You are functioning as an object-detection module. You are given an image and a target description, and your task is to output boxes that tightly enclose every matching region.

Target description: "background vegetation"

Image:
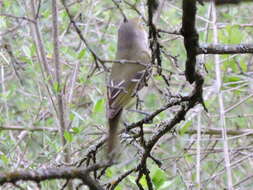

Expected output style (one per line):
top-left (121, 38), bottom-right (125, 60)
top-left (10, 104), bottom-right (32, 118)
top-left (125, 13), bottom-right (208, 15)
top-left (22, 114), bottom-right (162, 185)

top-left (0, 0), bottom-right (253, 189)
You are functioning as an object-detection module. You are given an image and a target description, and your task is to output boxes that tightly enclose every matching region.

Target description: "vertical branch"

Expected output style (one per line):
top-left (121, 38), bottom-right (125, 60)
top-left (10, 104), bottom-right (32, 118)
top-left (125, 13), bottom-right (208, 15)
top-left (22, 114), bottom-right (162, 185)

top-left (0, 56), bottom-right (9, 125)
top-left (27, 0), bottom-right (58, 115)
top-left (196, 114), bottom-right (201, 189)
top-left (181, 0), bottom-right (199, 84)
top-left (211, 2), bottom-right (233, 189)
top-left (147, 0), bottom-right (162, 74)
top-left (52, 1), bottom-right (73, 189)
top-left (52, 0), bottom-right (70, 163)
top-left (196, 5), bottom-right (212, 188)
top-left (30, 0), bottom-right (53, 87)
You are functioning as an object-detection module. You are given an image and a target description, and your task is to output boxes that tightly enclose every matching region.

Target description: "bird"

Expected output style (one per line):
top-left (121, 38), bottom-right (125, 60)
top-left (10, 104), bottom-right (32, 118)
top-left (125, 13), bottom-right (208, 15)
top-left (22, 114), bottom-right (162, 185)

top-left (106, 18), bottom-right (151, 156)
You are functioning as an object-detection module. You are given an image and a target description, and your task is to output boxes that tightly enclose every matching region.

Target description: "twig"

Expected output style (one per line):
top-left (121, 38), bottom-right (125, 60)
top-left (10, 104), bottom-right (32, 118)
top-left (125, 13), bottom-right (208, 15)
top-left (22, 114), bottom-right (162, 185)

top-left (108, 169), bottom-right (135, 189)
top-left (60, 0), bottom-right (102, 65)
top-left (30, 0), bottom-right (54, 87)
top-left (0, 13), bottom-right (35, 23)
top-left (111, 0), bottom-right (127, 21)
top-left (127, 96), bottom-right (188, 131)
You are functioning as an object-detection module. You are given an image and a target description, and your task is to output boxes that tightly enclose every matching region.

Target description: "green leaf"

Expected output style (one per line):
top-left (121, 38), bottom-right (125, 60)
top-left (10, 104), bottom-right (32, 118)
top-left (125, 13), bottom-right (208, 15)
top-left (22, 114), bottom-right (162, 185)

top-left (115, 185), bottom-right (122, 190)
top-left (128, 175), bottom-right (136, 184)
top-left (3, 0), bottom-right (11, 8)
top-left (219, 25), bottom-right (243, 44)
top-left (223, 75), bottom-right (242, 89)
top-left (72, 127), bottom-right (81, 134)
top-left (93, 98), bottom-right (105, 114)
top-left (64, 131), bottom-right (73, 142)
top-left (53, 82), bottom-right (60, 93)
top-left (151, 165), bottom-right (168, 189)
top-left (69, 112), bottom-right (75, 121)
top-left (158, 180), bottom-right (175, 190)
top-left (140, 175), bottom-right (148, 188)
top-left (106, 168), bottom-right (113, 178)
top-left (179, 121), bottom-right (192, 135)
top-left (0, 154), bottom-right (9, 165)
top-left (184, 153), bottom-right (193, 163)
top-left (46, 118), bottom-right (54, 125)
top-left (127, 174), bottom-right (147, 188)
top-left (154, 75), bottom-right (163, 81)
top-left (42, 9), bottom-right (51, 18)
top-left (78, 49), bottom-right (86, 59)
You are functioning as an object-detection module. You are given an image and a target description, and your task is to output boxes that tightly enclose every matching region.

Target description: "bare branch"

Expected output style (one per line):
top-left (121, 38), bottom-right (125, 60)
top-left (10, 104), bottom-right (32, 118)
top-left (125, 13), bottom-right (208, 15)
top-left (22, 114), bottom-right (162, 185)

top-left (202, 0), bottom-right (253, 5)
top-left (181, 0), bottom-right (199, 84)
top-left (0, 13), bottom-right (35, 23)
top-left (198, 43), bottom-right (253, 54)
top-left (0, 164), bottom-right (109, 190)
top-left (52, 0), bottom-right (70, 164)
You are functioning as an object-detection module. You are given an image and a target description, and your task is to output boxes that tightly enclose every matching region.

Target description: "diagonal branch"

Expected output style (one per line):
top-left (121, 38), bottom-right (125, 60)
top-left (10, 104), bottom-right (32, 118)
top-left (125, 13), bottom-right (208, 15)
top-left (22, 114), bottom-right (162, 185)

top-left (60, 0), bottom-right (102, 64)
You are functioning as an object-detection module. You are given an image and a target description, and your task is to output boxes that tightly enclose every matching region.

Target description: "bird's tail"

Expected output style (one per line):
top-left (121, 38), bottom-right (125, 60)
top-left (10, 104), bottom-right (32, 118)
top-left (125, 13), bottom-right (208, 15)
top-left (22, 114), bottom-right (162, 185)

top-left (107, 109), bottom-right (122, 156)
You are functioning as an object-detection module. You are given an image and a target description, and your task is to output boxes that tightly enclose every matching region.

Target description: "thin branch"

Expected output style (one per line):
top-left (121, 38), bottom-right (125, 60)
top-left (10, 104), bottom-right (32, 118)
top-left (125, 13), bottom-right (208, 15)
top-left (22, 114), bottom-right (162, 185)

top-left (0, 13), bottom-right (35, 23)
top-left (233, 174), bottom-right (253, 188)
top-left (2, 39), bottom-right (24, 85)
top-left (196, 114), bottom-right (201, 189)
top-left (52, 0), bottom-right (70, 164)
top-left (60, 0), bottom-right (102, 64)
top-left (108, 169), bottom-right (135, 189)
top-left (123, 0), bottom-right (147, 23)
top-left (211, 2), bottom-right (233, 189)
top-left (198, 43), bottom-right (253, 54)
top-left (26, 0), bottom-right (58, 128)
top-left (30, 0), bottom-right (54, 87)
top-left (202, 0), bottom-right (253, 4)
top-left (0, 126), bottom-right (57, 132)
top-left (127, 96), bottom-right (188, 131)
top-left (186, 128), bottom-right (253, 136)
top-left (111, 0), bottom-right (127, 21)
top-left (2, 125), bottom-right (253, 137)
top-left (225, 93), bottom-right (253, 113)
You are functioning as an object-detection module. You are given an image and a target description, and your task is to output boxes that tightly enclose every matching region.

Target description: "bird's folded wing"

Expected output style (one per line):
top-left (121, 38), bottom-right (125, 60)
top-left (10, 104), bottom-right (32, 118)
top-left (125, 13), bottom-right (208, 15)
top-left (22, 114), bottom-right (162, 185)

top-left (106, 65), bottom-right (151, 119)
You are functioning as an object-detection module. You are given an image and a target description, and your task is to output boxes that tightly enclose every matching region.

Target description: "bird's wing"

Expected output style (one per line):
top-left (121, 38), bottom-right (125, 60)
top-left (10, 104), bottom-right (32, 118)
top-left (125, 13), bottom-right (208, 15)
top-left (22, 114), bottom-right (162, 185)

top-left (107, 66), bottom-right (151, 119)
top-left (107, 78), bottom-right (134, 119)
top-left (107, 50), bottom-right (151, 119)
